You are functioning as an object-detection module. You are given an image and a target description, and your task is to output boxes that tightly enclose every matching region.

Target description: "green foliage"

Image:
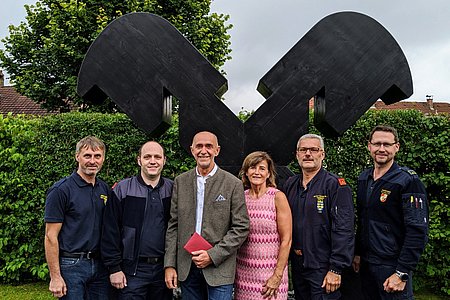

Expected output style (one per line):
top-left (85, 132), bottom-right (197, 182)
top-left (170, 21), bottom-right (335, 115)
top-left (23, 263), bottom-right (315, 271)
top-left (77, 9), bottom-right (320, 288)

top-left (0, 110), bottom-right (449, 296)
top-left (0, 0), bottom-right (231, 112)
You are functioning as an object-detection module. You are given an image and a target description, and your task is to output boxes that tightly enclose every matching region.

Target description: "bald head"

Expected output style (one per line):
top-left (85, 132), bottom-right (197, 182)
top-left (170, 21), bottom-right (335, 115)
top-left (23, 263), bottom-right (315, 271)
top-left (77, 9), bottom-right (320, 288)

top-left (190, 131), bottom-right (220, 176)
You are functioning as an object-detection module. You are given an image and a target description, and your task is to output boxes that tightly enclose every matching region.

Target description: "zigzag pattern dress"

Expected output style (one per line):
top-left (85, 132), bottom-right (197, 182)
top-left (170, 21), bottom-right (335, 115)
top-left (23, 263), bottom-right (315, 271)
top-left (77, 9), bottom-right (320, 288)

top-left (234, 187), bottom-right (288, 299)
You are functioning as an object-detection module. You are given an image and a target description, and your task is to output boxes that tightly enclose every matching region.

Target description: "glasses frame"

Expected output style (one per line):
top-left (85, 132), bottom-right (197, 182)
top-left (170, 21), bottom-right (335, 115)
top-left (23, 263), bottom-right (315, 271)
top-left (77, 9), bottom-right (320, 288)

top-left (369, 141), bottom-right (398, 148)
top-left (296, 147), bottom-right (323, 154)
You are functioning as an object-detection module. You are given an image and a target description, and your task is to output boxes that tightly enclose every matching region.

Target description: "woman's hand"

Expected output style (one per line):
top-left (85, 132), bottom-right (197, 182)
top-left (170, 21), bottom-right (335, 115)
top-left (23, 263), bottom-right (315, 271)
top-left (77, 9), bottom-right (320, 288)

top-left (261, 273), bottom-right (282, 298)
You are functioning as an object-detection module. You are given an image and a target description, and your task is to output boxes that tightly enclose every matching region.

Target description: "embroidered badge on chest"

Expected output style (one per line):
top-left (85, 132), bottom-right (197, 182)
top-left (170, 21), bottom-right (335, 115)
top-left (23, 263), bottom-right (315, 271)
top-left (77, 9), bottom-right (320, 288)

top-left (314, 195), bottom-right (327, 213)
top-left (100, 194), bottom-right (108, 205)
top-left (380, 189), bottom-right (391, 203)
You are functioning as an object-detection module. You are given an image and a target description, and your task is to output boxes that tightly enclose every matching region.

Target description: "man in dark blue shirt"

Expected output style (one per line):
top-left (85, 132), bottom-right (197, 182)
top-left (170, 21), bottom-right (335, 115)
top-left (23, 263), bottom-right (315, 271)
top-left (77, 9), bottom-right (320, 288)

top-left (283, 133), bottom-right (354, 299)
top-left (353, 125), bottom-right (428, 299)
top-left (44, 136), bottom-right (110, 299)
top-left (102, 141), bottom-right (173, 299)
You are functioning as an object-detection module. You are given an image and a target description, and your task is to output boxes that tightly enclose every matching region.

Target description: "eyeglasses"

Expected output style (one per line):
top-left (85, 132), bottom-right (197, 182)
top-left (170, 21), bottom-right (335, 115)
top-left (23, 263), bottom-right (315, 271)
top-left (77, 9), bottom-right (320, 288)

top-left (369, 142), bottom-right (397, 148)
top-left (297, 147), bottom-right (322, 154)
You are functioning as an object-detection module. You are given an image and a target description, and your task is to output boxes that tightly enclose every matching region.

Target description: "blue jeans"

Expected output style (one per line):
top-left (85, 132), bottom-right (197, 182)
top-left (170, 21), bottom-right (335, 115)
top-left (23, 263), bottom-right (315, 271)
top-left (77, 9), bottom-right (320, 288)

top-left (60, 257), bottom-right (110, 300)
top-left (118, 262), bottom-right (172, 300)
top-left (181, 264), bottom-right (233, 300)
top-left (360, 261), bottom-right (413, 300)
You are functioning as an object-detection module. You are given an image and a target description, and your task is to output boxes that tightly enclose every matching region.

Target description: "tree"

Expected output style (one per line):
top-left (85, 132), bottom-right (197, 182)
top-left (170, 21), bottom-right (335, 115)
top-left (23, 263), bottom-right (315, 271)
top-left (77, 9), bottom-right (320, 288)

top-left (0, 0), bottom-right (232, 112)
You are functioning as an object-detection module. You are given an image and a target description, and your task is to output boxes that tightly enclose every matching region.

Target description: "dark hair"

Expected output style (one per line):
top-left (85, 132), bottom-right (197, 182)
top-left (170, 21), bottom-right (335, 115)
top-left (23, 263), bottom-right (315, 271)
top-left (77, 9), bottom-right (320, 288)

top-left (239, 151), bottom-right (277, 189)
top-left (369, 125), bottom-right (399, 143)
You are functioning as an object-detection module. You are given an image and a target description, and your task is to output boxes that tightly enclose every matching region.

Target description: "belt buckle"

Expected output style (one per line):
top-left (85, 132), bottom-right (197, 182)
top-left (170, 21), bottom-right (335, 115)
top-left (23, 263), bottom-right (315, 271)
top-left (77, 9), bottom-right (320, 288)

top-left (86, 252), bottom-right (92, 259)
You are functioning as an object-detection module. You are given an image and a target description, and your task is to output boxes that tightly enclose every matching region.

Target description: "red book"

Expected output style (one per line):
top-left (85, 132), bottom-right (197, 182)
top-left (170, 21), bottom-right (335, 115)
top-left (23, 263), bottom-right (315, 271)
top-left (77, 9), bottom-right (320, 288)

top-left (183, 232), bottom-right (213, 253)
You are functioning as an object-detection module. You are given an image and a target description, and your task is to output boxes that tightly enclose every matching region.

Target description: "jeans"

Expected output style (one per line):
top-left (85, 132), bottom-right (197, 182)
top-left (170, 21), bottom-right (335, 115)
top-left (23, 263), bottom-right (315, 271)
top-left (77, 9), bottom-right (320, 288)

top-left (181, 264), bottom-right (233, 300)
top-left (118, 262), bottom-right (172, 300)
top-left (291, 254), bottom-right (341, 300)
top-left (60, 257), bottom-right (110, 300)
top-left (360, 261), bottom-right (413, 300)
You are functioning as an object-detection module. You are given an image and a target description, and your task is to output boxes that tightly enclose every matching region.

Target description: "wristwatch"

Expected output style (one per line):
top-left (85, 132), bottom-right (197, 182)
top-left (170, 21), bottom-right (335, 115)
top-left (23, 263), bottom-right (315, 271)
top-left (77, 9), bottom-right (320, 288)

top-left (395, 270), bottom-right (409, 281)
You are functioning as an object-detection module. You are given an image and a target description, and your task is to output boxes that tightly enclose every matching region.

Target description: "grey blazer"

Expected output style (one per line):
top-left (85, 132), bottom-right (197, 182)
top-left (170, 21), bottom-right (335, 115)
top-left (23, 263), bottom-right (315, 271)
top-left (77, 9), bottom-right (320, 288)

top-left (164, 167), bottom-right (249, 286)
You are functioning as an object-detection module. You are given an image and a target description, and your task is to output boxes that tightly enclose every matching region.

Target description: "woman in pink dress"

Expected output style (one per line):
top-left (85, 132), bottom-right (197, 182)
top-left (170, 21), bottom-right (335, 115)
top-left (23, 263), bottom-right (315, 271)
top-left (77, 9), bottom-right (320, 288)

top-left (235, 151), bottom-right (292, 299)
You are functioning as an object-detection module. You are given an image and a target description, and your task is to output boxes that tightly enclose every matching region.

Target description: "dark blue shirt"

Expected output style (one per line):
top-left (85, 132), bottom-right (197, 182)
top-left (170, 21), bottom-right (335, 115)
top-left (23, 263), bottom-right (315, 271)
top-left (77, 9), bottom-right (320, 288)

top-left (356, 162), bottom-right (429, 272)
top-left (283, 168), bottom-right (355, 272)
top-left (44, 172), bottom-right (109, 253)
top-left (139, 180), bottom-right (166, 257)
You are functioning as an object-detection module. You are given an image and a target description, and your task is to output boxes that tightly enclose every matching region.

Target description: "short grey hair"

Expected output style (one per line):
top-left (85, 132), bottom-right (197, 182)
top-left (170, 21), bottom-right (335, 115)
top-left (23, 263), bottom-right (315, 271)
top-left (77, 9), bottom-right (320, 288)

top-left (297, 134), bottom-right (325, 149)
top-left (76, 136), bottom-right (106, 154)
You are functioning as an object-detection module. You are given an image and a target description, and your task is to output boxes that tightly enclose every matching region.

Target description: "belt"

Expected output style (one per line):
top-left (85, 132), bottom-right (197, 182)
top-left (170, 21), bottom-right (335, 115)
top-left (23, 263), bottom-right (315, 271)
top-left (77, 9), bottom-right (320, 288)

top-left (139, 257), bottom-right (163, 264)
top-left (294, 249), bottom-right (303, 256)
top-left (60, 251), bottom-right (99, 260)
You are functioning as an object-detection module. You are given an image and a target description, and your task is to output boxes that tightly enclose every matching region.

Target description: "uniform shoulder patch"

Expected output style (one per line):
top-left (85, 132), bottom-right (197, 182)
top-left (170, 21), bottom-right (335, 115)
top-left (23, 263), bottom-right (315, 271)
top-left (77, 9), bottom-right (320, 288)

top-left (338, 178), bottom-right (347, 186)
top-left (407, 169), bottom-right (417, 175)
top-left (400, 167), bottom-right (417, 176)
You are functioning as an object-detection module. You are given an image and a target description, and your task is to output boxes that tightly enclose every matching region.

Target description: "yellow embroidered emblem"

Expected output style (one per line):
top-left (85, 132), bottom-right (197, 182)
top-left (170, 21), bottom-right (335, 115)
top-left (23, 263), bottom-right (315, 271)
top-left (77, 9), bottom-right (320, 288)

top-left (314, 195), bottom-right (327, 213)
top-left (100, 194), bottom-right (108, 204)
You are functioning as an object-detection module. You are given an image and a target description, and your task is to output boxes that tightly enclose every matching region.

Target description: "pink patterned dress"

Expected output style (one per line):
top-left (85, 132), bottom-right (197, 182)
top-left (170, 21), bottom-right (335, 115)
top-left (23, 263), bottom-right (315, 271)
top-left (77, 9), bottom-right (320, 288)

top-left (234, 187), bottom-right (288, 300)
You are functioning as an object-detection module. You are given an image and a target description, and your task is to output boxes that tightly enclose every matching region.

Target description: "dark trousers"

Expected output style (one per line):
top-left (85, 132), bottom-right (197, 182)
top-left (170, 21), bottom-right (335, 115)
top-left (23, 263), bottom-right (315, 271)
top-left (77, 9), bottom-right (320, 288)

top-left (118, 262), bottom-right (172, 300)
top-left (291, 254), bottom-right (341, 300)
top-left (60, 257), bottom-right (110, 300)
top-left (360, 261), bottom-right (413, 300)
top-left (180, 263), bottom-right (233, 300)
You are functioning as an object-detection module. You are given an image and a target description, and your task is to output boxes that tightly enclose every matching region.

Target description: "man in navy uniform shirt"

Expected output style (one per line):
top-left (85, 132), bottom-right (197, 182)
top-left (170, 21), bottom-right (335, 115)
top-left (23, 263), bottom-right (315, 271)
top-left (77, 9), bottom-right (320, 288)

top-left (44, 136), bottom-right (110, 299)
top-left (353, 125), bottom-right (428, 299)
top-left (101, 141), bottom-right (173, 299)
top-left (283, 133), bottom-right (354, 299)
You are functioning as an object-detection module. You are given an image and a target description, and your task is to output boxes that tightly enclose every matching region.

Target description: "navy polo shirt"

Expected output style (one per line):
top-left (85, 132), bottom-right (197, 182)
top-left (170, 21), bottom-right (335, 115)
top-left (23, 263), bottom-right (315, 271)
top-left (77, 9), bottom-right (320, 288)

top-left (44, 172), bottom-right (109, 253)
top-left (139, 178), bottom-right (165, 257)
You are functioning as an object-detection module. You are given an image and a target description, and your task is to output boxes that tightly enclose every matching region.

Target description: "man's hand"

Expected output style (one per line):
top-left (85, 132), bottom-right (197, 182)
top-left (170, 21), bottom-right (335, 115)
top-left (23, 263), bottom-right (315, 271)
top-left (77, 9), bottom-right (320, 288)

top-left (191, 250), bottom-right (212, 269)
top-left (110, 271), bottom-right (127, 289)
top-left (383, 273), bottom-right (406, 293)
top-left (352, 255), bottom-right (361, 273)
top-left (321, 271), bottom-right (341, 294)
top-left (49, 275), bottom-right (67, 298)
top-left (165, 267), bottom-right (178, 289)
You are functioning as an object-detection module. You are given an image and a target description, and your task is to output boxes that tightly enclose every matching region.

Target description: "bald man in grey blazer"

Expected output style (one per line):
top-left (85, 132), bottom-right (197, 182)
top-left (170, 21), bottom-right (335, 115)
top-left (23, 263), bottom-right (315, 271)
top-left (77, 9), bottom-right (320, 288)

top-left (164, 131), bottom-right (249, 300)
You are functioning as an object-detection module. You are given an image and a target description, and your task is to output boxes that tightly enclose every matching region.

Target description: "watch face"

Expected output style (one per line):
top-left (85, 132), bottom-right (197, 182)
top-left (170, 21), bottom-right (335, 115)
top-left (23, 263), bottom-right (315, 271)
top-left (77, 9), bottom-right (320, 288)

top-left (396, 271), bottom-right (409, 281)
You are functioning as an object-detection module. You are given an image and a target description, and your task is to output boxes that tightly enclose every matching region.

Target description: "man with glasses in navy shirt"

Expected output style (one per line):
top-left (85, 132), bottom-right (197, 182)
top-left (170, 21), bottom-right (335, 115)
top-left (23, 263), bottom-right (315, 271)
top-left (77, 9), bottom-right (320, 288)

top-left (353, 125), bottom-right (428, 300)
top-left (44, 136), bottom-right (110, 299)
top-left (283, 133), bottom-right (355, 299)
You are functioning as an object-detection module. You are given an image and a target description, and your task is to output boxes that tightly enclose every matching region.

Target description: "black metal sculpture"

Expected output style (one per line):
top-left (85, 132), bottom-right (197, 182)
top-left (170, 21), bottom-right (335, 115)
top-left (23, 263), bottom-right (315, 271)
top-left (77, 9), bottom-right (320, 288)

top-left (77, 11), bottom-right (412, 177)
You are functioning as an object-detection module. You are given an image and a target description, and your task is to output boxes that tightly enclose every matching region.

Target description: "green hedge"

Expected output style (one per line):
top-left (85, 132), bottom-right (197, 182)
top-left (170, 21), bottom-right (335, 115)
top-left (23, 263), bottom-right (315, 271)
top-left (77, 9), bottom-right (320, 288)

top-left (0, 110), bottom-right (449, 295)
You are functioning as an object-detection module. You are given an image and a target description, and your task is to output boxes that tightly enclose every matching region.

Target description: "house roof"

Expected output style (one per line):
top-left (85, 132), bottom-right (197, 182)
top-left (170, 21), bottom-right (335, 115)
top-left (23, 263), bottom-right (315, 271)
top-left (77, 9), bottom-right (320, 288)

top-left (372, 100), bottom-right (450, 115)
top-left (0, 85), bottom-right (54, 116)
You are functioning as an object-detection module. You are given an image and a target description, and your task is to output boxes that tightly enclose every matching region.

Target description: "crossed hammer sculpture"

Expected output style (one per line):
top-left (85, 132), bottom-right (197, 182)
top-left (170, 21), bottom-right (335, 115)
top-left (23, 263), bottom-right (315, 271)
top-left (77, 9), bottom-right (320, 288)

top-left (77, 11), bottom-right (412, 177)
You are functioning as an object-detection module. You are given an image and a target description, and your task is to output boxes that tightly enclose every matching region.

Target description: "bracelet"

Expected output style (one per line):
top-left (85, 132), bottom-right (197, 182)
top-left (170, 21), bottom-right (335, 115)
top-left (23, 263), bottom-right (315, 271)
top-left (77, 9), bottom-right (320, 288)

top-left (329, 269), bottom-right (341, 275)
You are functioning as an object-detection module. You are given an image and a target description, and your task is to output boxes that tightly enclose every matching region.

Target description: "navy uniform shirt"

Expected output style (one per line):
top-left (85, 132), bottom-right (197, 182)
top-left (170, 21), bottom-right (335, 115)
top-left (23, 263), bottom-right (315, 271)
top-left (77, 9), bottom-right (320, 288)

top-left (283, 168), bottom-right (355, 272)
top-left (356, 162), bottom-right (429, 273)
top-left (44, 172), bottom-right (109, 253)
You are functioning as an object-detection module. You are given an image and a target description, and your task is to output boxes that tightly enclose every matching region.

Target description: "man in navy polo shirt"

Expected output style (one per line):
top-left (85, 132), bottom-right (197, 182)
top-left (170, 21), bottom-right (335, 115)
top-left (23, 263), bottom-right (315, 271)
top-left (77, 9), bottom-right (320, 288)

top-left (44, 136), bottom-right (110, 299)
top-left (283, 133), bottom-right (355, 299)
top-left (102, 141), bottom-right (173, 299)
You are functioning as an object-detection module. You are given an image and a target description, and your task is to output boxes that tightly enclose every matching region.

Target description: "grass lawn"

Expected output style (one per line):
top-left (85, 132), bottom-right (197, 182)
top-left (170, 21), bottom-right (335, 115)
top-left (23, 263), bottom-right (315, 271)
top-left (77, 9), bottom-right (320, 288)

top-left (0, 282), bottom-right (52, 300)
top-left (0, 282), bottom-right (449, 299)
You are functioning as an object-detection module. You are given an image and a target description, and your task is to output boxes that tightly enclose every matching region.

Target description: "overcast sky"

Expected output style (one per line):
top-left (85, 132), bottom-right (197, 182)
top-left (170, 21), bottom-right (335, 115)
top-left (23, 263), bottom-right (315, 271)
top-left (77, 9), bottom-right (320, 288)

top-left (2, 0), bottom-right (450, 113)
